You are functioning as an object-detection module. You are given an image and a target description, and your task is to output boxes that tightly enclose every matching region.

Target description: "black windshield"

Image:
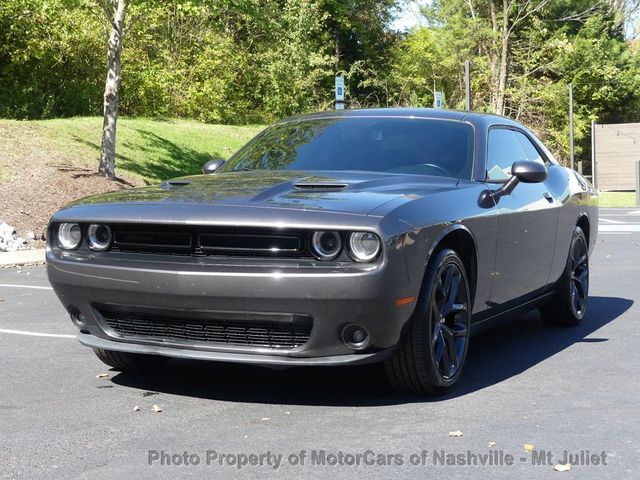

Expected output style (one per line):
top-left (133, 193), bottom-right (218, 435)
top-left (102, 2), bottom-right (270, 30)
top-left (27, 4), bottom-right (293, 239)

top-left (221, 117), bottom-right (474, 179)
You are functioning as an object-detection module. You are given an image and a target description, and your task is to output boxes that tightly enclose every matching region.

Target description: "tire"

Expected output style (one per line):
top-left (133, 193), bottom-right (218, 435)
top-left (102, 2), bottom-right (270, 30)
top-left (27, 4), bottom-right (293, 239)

top-left (384, 248), bottom-right (472, 395)
top-left (93, 348), bottom-right (169, 372)
top-left (540, 226), bottom-right (589, 327)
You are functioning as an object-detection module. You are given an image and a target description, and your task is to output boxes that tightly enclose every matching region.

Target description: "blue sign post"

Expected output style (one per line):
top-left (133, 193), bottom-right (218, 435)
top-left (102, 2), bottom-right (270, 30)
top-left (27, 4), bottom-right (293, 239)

top-left (335, 76), bottom-right (345, 110)
top-left (434, 91), bottom-right (443, 109)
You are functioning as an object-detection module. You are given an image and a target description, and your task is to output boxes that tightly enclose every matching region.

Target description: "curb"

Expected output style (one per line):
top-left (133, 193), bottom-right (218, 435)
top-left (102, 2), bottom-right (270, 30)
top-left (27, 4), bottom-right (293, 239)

top-left (0, 249), bottom-right (46, 267)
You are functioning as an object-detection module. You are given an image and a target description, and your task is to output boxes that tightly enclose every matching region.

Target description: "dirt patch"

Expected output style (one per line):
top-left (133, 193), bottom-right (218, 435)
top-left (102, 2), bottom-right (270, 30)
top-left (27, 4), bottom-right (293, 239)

top-left (0, 122), bottom-right (144, 248)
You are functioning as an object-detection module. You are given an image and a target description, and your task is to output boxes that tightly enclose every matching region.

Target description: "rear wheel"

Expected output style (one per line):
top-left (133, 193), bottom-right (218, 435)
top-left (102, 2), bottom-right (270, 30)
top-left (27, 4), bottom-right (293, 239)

top-left (540, 226), bottom-right (589, 326)
top-left (384, 248), bottom-right (471, 395)
top-left (93, 348), bottom-right (169, 372)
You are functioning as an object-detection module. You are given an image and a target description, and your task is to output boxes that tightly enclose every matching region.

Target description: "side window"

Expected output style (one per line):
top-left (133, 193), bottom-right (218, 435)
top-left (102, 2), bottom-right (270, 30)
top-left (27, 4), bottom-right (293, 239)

top-left (486, 129), bottom-right (529, 181)
top-left (514, 131), bottom-right (544, 163)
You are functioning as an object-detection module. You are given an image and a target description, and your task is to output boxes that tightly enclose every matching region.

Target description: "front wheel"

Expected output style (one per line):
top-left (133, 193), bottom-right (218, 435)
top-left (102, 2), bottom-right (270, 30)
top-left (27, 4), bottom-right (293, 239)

top-left (93, 348), bottom-right (169, 372)
top-left (540, 226), bottom-right (589, 326)
top-left (384, 248), bottom-right (471, 395)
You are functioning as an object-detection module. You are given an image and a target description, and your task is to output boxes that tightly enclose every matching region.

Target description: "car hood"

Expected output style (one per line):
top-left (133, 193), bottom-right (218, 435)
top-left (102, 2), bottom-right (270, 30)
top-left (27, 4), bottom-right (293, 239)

top-left (64, 170), bottom-right (459, 217)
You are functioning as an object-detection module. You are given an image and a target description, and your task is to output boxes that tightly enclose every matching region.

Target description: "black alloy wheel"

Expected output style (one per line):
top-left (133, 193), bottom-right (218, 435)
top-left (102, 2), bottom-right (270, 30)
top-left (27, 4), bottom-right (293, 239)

top-left (540, 225), bottom-right (589, 326)
top-left (569, 233), bottom-right (589, 317)
top-left (430, 261), bottom-right (470, 380)
top-left (385, 248), bottom-right (471, 395)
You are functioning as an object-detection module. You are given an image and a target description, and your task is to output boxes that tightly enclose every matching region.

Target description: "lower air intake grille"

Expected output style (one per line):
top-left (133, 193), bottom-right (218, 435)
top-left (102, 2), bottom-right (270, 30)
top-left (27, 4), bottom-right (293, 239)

top-left (97, 308), bottom-right (312, 349)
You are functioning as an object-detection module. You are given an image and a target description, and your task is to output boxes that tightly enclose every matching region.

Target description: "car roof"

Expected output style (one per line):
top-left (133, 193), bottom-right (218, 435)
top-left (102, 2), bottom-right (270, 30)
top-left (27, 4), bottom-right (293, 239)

top-left (277, 107), bottom-right (522, 128)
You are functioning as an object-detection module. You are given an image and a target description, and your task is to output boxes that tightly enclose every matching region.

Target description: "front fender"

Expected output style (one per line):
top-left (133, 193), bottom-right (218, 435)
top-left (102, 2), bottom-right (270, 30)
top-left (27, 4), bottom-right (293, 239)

top-left (384, 183), bottom-right (498, 317)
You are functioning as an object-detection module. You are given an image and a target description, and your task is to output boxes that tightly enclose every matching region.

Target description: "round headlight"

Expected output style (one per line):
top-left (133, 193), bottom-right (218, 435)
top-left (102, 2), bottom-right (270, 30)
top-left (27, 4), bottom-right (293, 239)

top-left (348, 232), bottom-right (381, 262)
top-left (87, 224), bottom-right (112, 251)
top-left (310, 231), bottom-right (342, 260)
top-left (57, 223), bottom-right (82, 250)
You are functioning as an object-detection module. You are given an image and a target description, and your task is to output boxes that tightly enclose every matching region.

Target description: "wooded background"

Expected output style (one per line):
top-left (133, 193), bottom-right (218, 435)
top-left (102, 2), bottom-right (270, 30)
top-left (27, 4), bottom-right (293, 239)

top-left (1, 0), bottom-right (639, 169)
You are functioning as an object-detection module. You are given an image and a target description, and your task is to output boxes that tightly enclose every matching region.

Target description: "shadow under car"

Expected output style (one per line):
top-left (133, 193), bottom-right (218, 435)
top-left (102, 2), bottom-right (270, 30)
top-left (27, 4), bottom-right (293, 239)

top-left (109, 295), bottom-right (633, 406)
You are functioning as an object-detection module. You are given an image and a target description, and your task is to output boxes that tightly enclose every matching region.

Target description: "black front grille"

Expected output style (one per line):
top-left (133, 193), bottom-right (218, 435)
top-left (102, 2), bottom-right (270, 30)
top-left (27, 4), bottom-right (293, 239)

top-left (113, 231), bottom-right (192, 251)
top-left (199, 233), bottom-right (301, 253)
top-left (110, 225), bottom-right (311, 258)
top-left (97, 308), bottom-right (313, 349)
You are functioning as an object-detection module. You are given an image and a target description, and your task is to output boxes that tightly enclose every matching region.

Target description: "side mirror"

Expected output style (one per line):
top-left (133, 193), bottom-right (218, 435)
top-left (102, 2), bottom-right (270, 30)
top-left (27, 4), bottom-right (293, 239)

top-left (487, 160), bottom-right (548, 200)
top-left (202, 158), bottom-right (225, 174)
top-left (512, 160), bottom-right (547, 183)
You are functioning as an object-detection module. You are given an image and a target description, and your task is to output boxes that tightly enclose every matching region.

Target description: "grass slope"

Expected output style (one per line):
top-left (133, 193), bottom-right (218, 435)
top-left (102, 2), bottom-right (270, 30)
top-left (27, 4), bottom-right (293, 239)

top-left (0, 117), bottom-right (263, 184)
top-left (0, 117), bottom-right (263, 242)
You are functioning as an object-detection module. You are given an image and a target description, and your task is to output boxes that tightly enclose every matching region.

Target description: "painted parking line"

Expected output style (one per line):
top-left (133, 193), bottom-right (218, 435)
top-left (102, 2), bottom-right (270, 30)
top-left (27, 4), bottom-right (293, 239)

top-left (601, 211), bottom-right (640, 216)
top-left (601, 213), bottom-right (640, 216)
top-left (598, 225), bottom-right (640, 232)
top-left (599, 217), bottom-right (640, 223)
top-left (0, 284), bottom-right (53, 290)
top-left (0, 328), bottom-right (75, 339)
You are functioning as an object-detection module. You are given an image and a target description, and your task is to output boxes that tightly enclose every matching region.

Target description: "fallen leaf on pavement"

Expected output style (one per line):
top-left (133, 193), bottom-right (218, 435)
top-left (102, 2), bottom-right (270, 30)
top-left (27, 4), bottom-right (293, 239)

top-left (133, 405), bottom-right (140, 412)
top-left (96, 374), bottom-right (109, 379)
top-left (488, 442), bottom-right (496, 448)
top-left (553, 463), bottom-right (571, 472)
top-left (524, 444), bottom-right (535, 452)
top-left (448, 431), bottom-right (463, 437)
top-left (152, 405), bottom-right (163, 413)
top-left (261, 417), bottom-right (271, 421)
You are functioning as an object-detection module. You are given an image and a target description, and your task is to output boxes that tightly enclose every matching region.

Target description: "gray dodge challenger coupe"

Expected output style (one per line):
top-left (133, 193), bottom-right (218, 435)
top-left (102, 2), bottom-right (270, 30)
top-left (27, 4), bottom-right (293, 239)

top-left (46, 108), bottom-right (598, 395)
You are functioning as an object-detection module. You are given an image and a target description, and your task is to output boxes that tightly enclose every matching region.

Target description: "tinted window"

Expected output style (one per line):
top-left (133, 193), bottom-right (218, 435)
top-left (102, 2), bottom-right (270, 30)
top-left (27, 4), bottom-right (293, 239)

top-left (221, 117), bottom-right (474, 179)
top-left (515, 131), bottom-right (544, 163)
top-left (486, 129), bottom-right (529, 181)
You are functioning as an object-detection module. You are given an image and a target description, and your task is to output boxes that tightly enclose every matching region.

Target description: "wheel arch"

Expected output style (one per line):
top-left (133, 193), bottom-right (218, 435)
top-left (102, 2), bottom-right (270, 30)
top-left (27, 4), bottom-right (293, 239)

top-left (576, 213), bottom-right (590, 245)
top-left (427, 225), bottom-right (478, 309)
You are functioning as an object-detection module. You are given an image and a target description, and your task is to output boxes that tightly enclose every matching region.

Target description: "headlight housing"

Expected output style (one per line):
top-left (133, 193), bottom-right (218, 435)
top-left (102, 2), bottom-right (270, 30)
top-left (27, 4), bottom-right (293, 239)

top-left (348, 232), bottom-right (381, 262)
top-left (310, 231), bottom-right (342, 260)
top-left (86, 224), bottom-right (112, 251)
top-left (57, 223), bottom-right (82, 250)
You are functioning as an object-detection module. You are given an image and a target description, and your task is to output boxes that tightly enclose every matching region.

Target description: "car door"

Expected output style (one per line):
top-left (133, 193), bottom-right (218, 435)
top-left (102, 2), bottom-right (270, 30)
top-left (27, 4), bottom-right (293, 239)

top-left (486, 127), bottom-right (559, 308)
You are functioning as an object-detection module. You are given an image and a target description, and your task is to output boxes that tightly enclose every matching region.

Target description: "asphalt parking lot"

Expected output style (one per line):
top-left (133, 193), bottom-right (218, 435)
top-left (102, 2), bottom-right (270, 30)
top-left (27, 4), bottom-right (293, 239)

top-left (1, 208), bottom-right (639, 480)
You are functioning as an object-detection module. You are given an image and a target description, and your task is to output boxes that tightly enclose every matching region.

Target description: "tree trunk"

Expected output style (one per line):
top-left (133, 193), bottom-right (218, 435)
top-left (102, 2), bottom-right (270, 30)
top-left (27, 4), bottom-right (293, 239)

top-left (98, 0), bottom-right (127, 179)
top-left (487, 0), bottom-right (510, 116)
top-left (488, 0), bottom-right (500, 113)
top-left (495, 0), bottom-right (510, 116)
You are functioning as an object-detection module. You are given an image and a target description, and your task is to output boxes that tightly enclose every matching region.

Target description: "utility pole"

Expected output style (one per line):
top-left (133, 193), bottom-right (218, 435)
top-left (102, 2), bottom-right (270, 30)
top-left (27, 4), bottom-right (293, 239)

top-left (591, 119), bottom-right (596, 187)
top-left (569, 83), bottom-right (575, 170)
top-left (636, 160), bottom-right (640, 207)
top-left (464, 60), bottom-right (472, 111)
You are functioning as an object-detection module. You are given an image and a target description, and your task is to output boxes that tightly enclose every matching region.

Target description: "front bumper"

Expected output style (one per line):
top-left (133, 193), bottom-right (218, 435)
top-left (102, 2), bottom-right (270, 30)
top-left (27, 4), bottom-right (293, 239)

top-left (76, 332), bottom-right (394, 366)
top-left (47, 248), bottom-right (420, 366)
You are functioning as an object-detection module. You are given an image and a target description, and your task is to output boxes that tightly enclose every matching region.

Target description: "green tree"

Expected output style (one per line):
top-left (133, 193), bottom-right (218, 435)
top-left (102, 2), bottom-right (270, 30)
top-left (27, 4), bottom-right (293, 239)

top-left (388, 0), bottom-right (640, 166)
top-left (0, 0), bottom-right (104, 118)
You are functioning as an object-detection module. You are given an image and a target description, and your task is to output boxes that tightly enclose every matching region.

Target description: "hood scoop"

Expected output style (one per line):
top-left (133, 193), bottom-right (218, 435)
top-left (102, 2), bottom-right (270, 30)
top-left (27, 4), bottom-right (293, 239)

top-left (161, 180), bottom-right (192, 189)
top-left (293, 182), bottom-right (348, 192)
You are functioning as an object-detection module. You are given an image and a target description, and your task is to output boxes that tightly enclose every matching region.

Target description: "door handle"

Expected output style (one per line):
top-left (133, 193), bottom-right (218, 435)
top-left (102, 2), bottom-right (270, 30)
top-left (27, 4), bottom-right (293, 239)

top-left (543, 192), bottom-right (553, 202)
